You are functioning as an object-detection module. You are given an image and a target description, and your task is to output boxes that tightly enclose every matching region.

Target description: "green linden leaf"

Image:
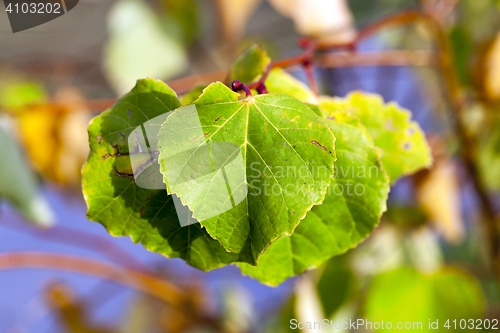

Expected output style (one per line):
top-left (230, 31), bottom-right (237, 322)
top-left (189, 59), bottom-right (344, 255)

top-left (320, 92), bottom-right (433, 183)
top-left (228, 44), bottom-right (271, 85)
top-left (238, 112), bottom-right (390, 285)
top-left (157, 82), bottom-right (336, 264)
top-left (82, 79), bottom-right (240, 271)
top-left (365, 267), bottom-right (484, 331)
top-left (265, 68), bottom-right (318, 105)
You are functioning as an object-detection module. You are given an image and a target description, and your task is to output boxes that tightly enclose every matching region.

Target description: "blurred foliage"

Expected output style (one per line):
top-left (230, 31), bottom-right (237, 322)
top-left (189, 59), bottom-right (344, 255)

top-left (0, 81), bottom-right (47, 108)
top-left (456, 0), bottom-right (500, 44)
top-left (385, 206), bottom-right (427, 229)
top-left (476, 115), bottom-right (500, 191)
top-left (449, 26), bottom-right (472, 86)
top-left (365, 267), bottom-right (485, 332)
top-left (348, 0), bottom-right (419, 24)
top-left (268, 232), bottom-right (487, 332)
top-left (0, 118), bottom-right (54, 227)
top-left (160, 0), bottom-right (199, 44)
top-left (448, 0), bottom-right (500, 99)
top-left (45, 283), bottom-right (115, 333)
top-left (316, 257), bottom-right (356, 319)
top-left (228, 44), bottom-right (271, 85)
top-left (104, 0), bottom-right (188, 95)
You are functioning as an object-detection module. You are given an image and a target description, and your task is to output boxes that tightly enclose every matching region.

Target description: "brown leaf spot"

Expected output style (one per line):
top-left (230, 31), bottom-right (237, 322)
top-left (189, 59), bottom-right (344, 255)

top-left (311, 140), bottom-right (327, 151)
top-left (103, 149), bottom-right (130, 160)
top-left (113, 166), bottom-right (134, 179)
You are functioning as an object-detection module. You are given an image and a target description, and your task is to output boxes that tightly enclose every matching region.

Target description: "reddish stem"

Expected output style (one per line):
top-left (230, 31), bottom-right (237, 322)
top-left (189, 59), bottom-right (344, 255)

top-left (303, 58), bottom-right (319, 95)
top-left (231, 80), bottom-right (252, 97)
top-left (256, 82), bottom-right (269, 94)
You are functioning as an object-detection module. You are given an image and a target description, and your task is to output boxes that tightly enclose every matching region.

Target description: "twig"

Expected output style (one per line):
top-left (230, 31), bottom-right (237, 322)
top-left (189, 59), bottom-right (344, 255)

top-left (303, 61), bottom-right (319, 95)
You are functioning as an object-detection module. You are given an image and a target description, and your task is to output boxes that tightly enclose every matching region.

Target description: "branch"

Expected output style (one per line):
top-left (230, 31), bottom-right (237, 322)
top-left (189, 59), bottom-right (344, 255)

top-left (352, 10), bottom-right (423, 47)
top-left (315, 50), bottom-right (439, 68)
top-left (0, 252), bottom-right (185, 306)
top-left (421, 12), bottom-right (500, 280)
top-left (1, 219), bottom-right (153, 274)
top-left (1, 10), bottom-right (441, 113)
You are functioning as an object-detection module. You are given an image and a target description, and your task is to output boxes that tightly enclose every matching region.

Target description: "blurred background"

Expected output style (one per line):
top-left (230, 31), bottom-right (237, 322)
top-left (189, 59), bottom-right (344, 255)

top-left (1, 0), bottom-right (500, 332)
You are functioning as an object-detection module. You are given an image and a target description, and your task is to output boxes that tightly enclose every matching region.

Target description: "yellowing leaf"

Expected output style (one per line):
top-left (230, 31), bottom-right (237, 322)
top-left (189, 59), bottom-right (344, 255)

top-left (265, 68), bottom-right (318, 104)
top-left (320, 92), bottom-right (433, 183)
